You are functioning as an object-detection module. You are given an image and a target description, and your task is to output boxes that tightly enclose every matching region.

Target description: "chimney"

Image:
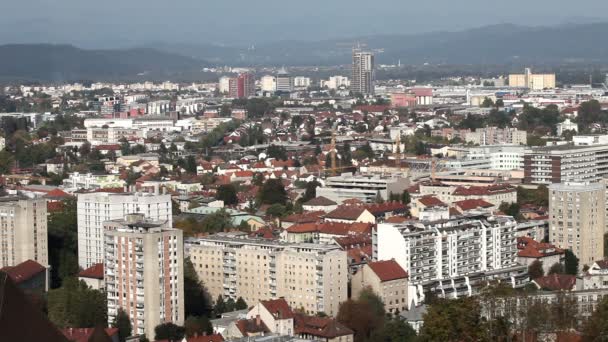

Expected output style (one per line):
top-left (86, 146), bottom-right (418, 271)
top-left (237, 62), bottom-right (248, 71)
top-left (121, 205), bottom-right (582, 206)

top-left (256, 314), bottom-right (261, 326)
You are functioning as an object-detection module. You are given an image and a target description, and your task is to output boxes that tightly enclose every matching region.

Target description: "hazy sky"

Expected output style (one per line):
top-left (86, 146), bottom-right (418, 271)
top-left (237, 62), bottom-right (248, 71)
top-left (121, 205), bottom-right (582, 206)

top-left (2, 0), bottom-right (608, 48)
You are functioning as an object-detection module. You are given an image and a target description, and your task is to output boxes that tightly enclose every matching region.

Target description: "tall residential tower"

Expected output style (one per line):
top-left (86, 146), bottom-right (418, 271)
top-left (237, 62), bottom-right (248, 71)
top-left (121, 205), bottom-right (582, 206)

top-left (351, 50), bottom-right (375, 95)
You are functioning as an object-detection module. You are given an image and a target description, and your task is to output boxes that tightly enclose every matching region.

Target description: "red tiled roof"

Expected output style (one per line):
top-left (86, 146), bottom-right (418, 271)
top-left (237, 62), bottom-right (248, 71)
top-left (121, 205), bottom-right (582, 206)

top-left (384, 216), bottom-right (409, 224)
top-left (364, 201), bottom-right (408, 215)
top-left (286, 222), bottom-right (318, 233)
top-left (187, 334), bottom-right (224, 342)
top-left (325, 206), bottom-right (368, 220)
top-left (62, 328), bottom-right (118, 342)
top-left (411, 87), bottom-right (433, 97)
top-left (417, 196), bottom-right (446, 207)
top-left (452, 184), bottom-right (515, 196)
top-left (347, 245), bottom-right (373, 264)
top-left (282, 211), bottom-right (325, 224)
top-left (45, 188), bottom-right (71, 198)
top-left (94, 144), bottom-right (121, 151)
top-left (261, 298), bottom-right (295, 319)
top-left (517, 237), bottom-right (564, 258)
top-left (454, 199), bottom-right (494, 211)
top-left (235, 318), bottom-right (269, 335)
top-left (304, 196), bottom-right (337, 206)
top-left (367, 260), bottom-right (408, 282)
top-left (78, 263), bottom-right (104, 280)
top-left (319, 222), bottom-right (372, 236)
top-left (534, 274), bottom-right (576, 291)
top-left (0, 260), bottom-right (46, 284)
top-left (294, 313), bottom-right (353, 339)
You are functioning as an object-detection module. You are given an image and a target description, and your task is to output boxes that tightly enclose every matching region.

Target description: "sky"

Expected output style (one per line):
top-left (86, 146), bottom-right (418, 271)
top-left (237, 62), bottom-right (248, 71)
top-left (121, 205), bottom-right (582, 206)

top-left (2, 0), bottom-right (608, 48)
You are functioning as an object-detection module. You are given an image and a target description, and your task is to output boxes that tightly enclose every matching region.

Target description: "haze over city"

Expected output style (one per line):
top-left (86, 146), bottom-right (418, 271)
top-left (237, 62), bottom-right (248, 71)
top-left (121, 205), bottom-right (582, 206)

top-left (3, 0), bottom-right (608, 46)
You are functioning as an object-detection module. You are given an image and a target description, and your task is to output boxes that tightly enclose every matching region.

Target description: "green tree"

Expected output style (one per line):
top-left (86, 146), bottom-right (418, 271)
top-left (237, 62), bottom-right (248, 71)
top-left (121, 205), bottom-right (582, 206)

top-left (185, 155), bottom-right (197, 174)
top-left (47, 278), bottom-right (107, 328)
top-left (499, 202), bottom-right (520, 218)
top-left (112, 308), bottom-right (132, 342)
top-left (214, 295), bottom-right (227, 316)
top-left (548, 262), bottom-right (565, 275)
top-left (235, 297), bottom-right (248, 310)
top-left (0, 150), bottom-right (15, 173)
top-left (154, 322), bottom-right (185, 341)
top-left (258, 179), bottom-right (288, 205)
top-left (216, 184), bottom-right (238, 205)
top-left (528, 260), bottom-right (544, 280)
top-left (184, 258), bottom-right (212, 317)
top-left (266, 203), bottom-right (287, 218)
top-left (184, 316), bottom-right (213, 338)
top-left (337, 288), bottom-right (386, 342)
top-left (565, 250), bottom-right (579, 275)
top-left (418, 297), bottom-right (485, 342)
top-left (582, 296), bottom-right (608, 341)
top-left (401, 190), bottom-right (411, 205)
top-left (371, 317), bottom-right (417, 342)
top-left (301, 179), bottom-right (321, 203)
top-left (47, 198), bottom-right (78, 288)
top-left (267, 145), bottom-right (288, 161)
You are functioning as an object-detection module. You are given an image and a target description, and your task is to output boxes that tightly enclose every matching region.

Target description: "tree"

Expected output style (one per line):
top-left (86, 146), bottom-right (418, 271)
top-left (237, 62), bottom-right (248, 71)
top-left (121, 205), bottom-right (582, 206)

top-left (214, 295), bottom-right (227, 316)
top-left (267, 145), bottom-right (288, 161)
top-left (301, 179), bottom-right (321, 203)
top-left (337, 288), bottom-right (386, 342)
top-left (235, 297), bottom-right (248, 310)
top-left (266, 203), bottom-right (287, 218)
top-left (528, 260), bottom-right (544, 280)
top-left (565, 250), bottom-right (579, 275)
top-left (582, 296), bottom-right (608, 340)
top-left (0, 150), bottom-right (15, 174)
top-left (79, 142), bottom-right (91, 158)
top-left (258, 179), bottom-right (288, 205)
top-left (418, 297), bottom-right (486, 342)
top-left (112, 308), bottom-right (132, 342)
top-left (548, 262), bottom-right (565, 275)
top-left (184, 316), bottom-right (213, 338)
top-left (216, 184), bottom-right (238, 205)
top-left (154, 322), bottom-right (185, 341)
top-left (499, 202), bottom-right (520, 218)
top-left (184, 258), bottom-right (212, 317)
top-left (401, 190), bottom-right (411, 205)
top-left (371, 317), bottom-right (417, 342)
top-left (47, 198), bottom-right (78, 288)
top-left (47, 278), bottom-right (107, 328)
top-left (185, 155), bottom-right (197, 174)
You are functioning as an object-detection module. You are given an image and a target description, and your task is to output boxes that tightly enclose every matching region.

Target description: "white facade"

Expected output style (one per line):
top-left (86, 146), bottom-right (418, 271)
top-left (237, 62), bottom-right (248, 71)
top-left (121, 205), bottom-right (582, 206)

top-left (557, 119), bottom-right (579, 136)
top-left (294, 77), bottom-right (312, 88)
top-left (260, 75), bottom-right (277, 92)
top-left (374, 214), bottom-right (525, 304)
top-left (0, 197), bottom-right (48, 268)
top-left (104, 214), bottom-right (184, 339)
top-left (77, 192), bottom-right (172, 268)
top-left (62, 172), bottom-right (126, 191)
top-left (322, 76), bottom-right (350, 90)
top-left (219, 76), bottom-right (231, 94)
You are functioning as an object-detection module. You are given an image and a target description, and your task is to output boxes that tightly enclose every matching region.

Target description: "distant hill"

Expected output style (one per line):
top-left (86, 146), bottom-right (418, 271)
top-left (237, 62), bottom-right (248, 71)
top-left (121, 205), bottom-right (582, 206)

top-left (154, 22), bottom-right (608, 66)
top-left (0, 44), bottom-right (209, 82)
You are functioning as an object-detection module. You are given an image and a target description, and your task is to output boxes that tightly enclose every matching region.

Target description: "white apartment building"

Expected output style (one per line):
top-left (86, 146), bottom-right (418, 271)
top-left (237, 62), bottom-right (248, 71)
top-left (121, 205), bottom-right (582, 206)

top-left (0, 196), bottom-right (48, 268)
top-left (316, 174), bottom-right (408, 204)
top-left (322, 76), bottom-right (350, 90)
top-left (549, 182), bottom-right (606, 266)
top-left (186, 234), bottom-right (347, 316)
top-left (62, 173), bottom-right (126, 191)
top-left (573, 134), bottom-right (608, 146)
top-left (77, 192), bottom-right (172, 268)
top-left (86, 127), bottom-right (142, 145)
top-left (104, 214), bottom-right (184, 339)
top-left (374, 213), bottom-right (527, 305)
top-left (465, 127), bottom-right (527, 146)
top-left (446, 145), bottom-right (525, 171)
top-left (294, 77), bottom-right (312, 88)
top-left (219, 76), bottom-right (231, 94)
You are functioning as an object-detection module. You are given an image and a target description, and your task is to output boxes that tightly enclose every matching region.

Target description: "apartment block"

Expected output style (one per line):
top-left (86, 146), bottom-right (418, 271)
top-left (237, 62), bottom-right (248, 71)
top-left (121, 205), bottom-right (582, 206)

top-left (465, 127), bottom-right (527, 146)
top-left (523, 144), bottom-right (608, 185)
top-left (508, 68), bottom-right (556, 90)
top-left (374, 213), bottom-right (527, 305)
top-left (351, 260), bottom-right (409, 314)
top-left (316, 174), bottom-right (407, 204)
top-left (0, 196), bottom-right (48, 268)
top-left (352, 50), bottom-right (374, 95)
top-left (77, 192), bottom-right (172, 268)
top-left (104, 214), bottom-right (184, 338)
top-left (186, 233), bottom-right (347, 316)
top-left (549, 182), bottom-right (605, 265)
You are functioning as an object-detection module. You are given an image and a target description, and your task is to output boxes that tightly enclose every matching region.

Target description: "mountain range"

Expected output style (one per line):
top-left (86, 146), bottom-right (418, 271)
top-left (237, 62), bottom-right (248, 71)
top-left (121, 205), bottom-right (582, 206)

top-left (1, 22), bottom-right (608, 82)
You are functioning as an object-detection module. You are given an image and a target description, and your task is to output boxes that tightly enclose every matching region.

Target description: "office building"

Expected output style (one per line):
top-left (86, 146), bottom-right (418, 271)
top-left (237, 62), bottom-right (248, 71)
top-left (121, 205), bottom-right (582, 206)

top-left (316, 174), bottom-right (408, 204)
top-left (229, 73), bottom-right (255, 98)
top-left (374, 213), bottom-right (527, 304)
top-left (321, 76), bottom-right (350, 90)
top-left (276, 68), bottom-right (294, 92)
top-left (293, 76), bottom-right (312, 88)
top-left (77, 192), bottom-right (172, 268)
top-left (523, 144), bottom-right (608, 185)
top-left (186, 233), bottom-right (347, 316)
top-left (0, 196), bottom-right (48, 268)
top-left (352, 50), bottom-right (375, 95)
top-left (104, 214), bottom-right (184, 338)
top-left (508, 68), bottom-right (556, 90)
top-left (548, 182), bottom-right (605, 265)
